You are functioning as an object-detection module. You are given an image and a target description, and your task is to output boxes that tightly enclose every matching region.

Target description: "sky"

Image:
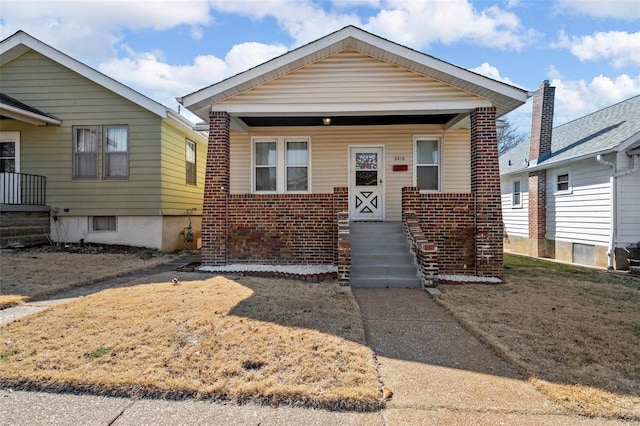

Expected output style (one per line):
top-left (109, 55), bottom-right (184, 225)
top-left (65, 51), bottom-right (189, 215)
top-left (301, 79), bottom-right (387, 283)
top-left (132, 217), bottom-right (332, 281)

top-left (1, 0), bottom-right (640, 136)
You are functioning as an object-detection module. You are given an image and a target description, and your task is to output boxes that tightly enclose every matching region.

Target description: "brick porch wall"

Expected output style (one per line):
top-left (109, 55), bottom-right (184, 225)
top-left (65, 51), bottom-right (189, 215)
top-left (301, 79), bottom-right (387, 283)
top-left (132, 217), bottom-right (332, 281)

top-left (222, 187), bottom-right (348, 265)
top-left (402, 188), bottom-right (476, 274)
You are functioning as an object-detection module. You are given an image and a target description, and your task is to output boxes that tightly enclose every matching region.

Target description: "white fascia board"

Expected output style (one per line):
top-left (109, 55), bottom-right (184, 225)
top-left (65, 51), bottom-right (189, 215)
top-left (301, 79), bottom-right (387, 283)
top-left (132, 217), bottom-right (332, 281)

top-left (1, 32), bottom-right (168, 118)
top-left (215, 100), bottom-right (491, 115)
top-left (0, 104), bottom-right (62, 126)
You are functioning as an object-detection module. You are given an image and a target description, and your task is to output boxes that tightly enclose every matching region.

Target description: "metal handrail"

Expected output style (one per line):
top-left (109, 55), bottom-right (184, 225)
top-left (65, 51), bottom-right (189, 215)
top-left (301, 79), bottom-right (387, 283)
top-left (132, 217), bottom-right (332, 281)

top-left (0, 172), bottom-right (47, 205)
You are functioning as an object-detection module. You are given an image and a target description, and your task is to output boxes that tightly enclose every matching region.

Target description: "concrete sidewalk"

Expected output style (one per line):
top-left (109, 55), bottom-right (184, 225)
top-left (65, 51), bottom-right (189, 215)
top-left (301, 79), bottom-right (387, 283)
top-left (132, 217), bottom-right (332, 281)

top-left (0, 274), bottom-right (629, 424)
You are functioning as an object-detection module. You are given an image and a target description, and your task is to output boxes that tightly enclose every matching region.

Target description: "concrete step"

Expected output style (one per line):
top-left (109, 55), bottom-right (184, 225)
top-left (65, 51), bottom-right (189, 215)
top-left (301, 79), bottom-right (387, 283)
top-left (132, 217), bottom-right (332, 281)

top-left (350, 221), bottom-right (403, 233)
top-left (352, 253), bottom-right (415, 266)
top-left (351, 263), bottom-right (418, 276)
top-left (350, 276), bottom-right (422, 288)
top-left (351, 242), bottom-right (411, 255)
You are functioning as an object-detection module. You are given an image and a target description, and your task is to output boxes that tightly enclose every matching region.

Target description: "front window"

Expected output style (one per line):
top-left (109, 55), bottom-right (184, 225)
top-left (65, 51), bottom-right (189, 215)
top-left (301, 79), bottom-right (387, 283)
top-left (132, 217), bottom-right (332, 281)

top-left (103, 126), bottom-right (128, 179)
top-left (253, 137), bottom-right (310, 193)
top-left (73, 126), bottom-right (99, 179)
top-left (415, 137), bottom-right (441, 192)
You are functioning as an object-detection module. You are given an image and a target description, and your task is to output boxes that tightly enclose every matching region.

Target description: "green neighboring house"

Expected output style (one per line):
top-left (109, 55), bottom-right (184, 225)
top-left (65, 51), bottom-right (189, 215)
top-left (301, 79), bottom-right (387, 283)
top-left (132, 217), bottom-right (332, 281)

top-left (0, 31), bottom-right (207, 251)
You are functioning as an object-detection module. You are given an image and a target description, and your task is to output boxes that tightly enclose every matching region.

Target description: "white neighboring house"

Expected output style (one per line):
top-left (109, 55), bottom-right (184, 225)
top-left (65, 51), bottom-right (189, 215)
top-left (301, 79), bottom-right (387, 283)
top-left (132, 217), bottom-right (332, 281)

top-left (500, 82), bottom-right (640, 269)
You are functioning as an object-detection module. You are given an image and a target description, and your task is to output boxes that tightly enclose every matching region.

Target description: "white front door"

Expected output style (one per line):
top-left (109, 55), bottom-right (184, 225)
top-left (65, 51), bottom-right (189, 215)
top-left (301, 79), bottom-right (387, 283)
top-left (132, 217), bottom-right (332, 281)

top-left (349, 146), bottom-right (384, 220)
top-left (0, 132), bottom-right (20, 204)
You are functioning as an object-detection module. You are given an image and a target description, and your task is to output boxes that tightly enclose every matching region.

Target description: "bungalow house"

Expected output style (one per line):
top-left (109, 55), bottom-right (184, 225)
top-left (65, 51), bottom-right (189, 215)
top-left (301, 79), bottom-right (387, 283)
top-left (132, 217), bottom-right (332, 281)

top-left (500, 81), bottom-right (640, 269)
top-left (178, 26), bottom-right (529, 285)
top-left (0, 31), bottom-right (207, 251)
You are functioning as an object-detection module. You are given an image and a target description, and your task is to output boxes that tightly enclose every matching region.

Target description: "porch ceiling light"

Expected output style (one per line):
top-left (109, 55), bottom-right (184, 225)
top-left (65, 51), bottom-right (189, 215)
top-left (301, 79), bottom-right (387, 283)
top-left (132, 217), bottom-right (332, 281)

top-left (322, 117), bottom-right (331, 125)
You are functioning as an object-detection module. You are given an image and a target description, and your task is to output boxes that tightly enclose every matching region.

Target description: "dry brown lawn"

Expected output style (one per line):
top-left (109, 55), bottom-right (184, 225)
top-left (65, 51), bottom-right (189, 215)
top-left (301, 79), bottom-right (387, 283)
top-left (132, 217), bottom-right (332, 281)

top-left (0, 272), bottom-right (382, 410)
top-left (436, 254), bottom-right (640, 420)
top-left (0, 246), bottom-right (175, 309)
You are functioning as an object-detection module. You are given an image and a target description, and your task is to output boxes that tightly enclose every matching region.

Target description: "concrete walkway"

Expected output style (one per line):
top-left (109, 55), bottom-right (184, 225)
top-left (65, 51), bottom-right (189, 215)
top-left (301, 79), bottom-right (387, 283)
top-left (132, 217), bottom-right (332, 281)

top-left (0, 270), bottom-right (629, 424)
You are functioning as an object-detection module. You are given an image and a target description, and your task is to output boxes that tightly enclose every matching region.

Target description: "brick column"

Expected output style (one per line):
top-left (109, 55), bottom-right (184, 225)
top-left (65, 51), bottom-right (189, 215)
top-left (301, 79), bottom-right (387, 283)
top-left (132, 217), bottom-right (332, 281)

top-left (201, 111), bottom-right (230, 265)
top-left (528, 170), bottom-right (547, 257)
top-left (470, 107), bottom-right (503, 277)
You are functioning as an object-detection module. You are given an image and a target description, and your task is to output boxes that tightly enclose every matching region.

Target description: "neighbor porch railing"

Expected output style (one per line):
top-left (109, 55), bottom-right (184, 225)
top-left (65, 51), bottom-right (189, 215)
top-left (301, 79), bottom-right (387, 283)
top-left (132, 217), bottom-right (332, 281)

top-left (0, 172), bottom-right (47, 206)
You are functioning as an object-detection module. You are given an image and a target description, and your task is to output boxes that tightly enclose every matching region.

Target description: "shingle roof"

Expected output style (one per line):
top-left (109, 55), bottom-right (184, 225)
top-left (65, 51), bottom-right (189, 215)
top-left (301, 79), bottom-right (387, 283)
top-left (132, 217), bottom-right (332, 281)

top-left (500, 94), bottom-right (640, 175)
top-left (1, 92), bottom-right (60, 120)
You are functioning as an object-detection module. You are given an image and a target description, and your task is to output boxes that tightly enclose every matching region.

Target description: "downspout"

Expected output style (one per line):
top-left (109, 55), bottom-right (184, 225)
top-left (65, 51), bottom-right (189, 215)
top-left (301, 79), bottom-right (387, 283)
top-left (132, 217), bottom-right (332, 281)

top-left (596, 153), bottom-right (640, 269)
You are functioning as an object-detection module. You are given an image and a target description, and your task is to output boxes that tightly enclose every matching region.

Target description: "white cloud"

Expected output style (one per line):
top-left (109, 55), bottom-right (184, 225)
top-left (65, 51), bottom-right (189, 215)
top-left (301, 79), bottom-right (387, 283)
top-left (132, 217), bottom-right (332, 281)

top-left (470, 62), bottom-right (522, 87)
top-left (0, 0), bottom-right (212, 59)
top-left (364, 0), bottom-right (539, 51)
top-left (551, 73), bottom-right (640, 124)
top-left (556, 0), bottom-right (640, 20)
top-left (507, 71), bottom-right (640, 135)
top-left (97, 41), bottom-right (287, 119)
top-left (209, 0), bottom-right (538, 51)
top-left (555, 30), bottom-right (640, 68)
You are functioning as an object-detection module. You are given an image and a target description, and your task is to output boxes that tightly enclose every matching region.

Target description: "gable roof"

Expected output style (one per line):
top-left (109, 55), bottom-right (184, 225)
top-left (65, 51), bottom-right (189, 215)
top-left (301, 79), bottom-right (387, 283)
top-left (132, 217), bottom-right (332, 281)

top-left (0, 30), bottom-right (184, 123)
top-left (1, 92), bottom-right (62, 126)
top-left (179, 26), bottom-right (528, 124)
top-left (500, 94), bottom-right (640, 175)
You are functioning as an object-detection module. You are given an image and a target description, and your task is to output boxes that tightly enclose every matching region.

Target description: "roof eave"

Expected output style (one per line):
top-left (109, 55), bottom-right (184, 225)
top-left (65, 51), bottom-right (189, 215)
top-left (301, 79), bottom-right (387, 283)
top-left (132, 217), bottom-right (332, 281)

top-left (179, 26), bottom-right (528, 116)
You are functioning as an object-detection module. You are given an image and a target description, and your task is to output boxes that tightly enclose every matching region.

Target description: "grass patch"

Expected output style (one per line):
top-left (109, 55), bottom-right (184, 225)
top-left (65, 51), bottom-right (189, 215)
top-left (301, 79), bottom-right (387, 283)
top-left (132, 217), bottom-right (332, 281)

top-left (0, 295), bottom-right (28, 310)
top-left (0, 273), bottom-right (382, 410)
top-left (0, 249), bottom-right (176, 307)
top-left (436, 253), bottom-right (640, 420)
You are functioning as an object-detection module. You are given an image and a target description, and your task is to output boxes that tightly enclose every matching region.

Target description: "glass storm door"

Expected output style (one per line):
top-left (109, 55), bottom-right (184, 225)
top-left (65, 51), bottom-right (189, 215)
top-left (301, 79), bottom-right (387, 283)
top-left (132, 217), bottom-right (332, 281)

top-left (0, 132), bottom-right (20, 204)
top-left (349, 147), bottom-right (383, 220)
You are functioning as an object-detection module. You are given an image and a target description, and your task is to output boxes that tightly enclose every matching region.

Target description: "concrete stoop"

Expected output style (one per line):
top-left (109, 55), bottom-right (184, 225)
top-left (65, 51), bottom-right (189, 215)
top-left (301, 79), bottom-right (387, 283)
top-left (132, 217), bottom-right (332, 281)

top-left (350, 221), bottom-right (422, 288)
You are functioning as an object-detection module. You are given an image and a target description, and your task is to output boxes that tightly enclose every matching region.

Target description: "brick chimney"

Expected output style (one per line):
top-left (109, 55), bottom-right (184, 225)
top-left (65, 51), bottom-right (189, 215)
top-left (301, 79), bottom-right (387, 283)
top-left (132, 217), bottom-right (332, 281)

top-left (529, 80), bottom-right (555, 165)
top-left (527, 80), bottom-right (555, 258)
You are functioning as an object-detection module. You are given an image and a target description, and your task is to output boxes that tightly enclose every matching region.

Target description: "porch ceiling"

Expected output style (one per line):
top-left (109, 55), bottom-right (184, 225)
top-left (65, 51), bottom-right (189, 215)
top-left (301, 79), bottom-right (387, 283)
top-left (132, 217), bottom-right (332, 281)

top-left (240, 114), bottom-right (458, 127)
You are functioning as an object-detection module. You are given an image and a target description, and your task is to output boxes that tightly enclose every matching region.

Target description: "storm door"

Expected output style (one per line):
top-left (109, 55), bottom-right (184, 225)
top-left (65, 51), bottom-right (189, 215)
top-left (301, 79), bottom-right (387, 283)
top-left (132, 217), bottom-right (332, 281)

top-left (349, 146), bottom-right (384, 220)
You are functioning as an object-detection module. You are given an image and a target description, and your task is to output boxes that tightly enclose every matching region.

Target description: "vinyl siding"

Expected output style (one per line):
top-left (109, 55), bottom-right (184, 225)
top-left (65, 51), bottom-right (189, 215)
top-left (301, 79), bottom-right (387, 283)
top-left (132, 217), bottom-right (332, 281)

top-left (546, 160), bottom-right (612, 245)
top-left (217, 50), bottom-right (485, 111)
top-left (230, 125), bottom-right (471, 221)
top-left (0, 50), bottom-right (202, 217)
top-left (616, 161), bottom-right (640, 245)
top-left (501, 175), bottom-right (528, 237)
top-left (159, 120), bottom-right (208, 215)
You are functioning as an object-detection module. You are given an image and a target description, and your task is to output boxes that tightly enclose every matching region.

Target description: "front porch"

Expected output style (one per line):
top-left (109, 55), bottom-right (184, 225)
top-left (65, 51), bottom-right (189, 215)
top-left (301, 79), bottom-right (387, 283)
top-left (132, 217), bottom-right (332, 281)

top-left (0, 172), bottom-right (50, 247)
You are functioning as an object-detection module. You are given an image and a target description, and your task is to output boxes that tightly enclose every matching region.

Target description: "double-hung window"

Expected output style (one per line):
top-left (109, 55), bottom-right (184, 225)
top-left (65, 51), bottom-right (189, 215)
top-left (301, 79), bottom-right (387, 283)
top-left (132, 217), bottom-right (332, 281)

top-left (103, 125), bottom-right (128, 179)
top-left (253, 137), bottom-right (310, 193)
top-left (414, 136), bottom-right (441, 192)
top-left (555, 169), bottom-right (571, 194)
top-left (512, 179), bottom-right (522, 208)
top-left (73, 126), bottom-right (99, 179)
top-left (186, 139), bottom-right (197, 186)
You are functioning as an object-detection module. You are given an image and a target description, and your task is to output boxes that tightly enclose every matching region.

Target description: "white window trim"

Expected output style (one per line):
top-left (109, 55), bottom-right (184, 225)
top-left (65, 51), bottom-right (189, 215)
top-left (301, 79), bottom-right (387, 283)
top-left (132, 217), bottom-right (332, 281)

top-left (251, 136), bottom-right (311, 194)
top-left (512, 178), bottom-right (522, 208)
top-left (186, 139), bottom-right (197, 186)
top-left (413, 135), bottom-right (442, 193)
top-left (554, 168), bottom-right (572, 195)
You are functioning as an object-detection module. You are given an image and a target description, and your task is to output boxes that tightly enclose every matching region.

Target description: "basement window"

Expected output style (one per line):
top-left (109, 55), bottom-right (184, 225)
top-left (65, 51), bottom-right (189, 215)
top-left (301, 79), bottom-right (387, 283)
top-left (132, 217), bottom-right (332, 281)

top-left (91, 216), bottom-right (117, 232)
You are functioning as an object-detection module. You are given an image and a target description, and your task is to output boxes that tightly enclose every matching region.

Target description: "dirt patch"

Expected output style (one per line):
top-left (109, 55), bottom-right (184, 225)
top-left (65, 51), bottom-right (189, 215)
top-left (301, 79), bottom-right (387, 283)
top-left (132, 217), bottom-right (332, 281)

top-left (436, 254), bottom-right (640, 420)
top-left (0, 273), bottom-right (382, 410)
top-left (0, 244), bottom-right (178, 307)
